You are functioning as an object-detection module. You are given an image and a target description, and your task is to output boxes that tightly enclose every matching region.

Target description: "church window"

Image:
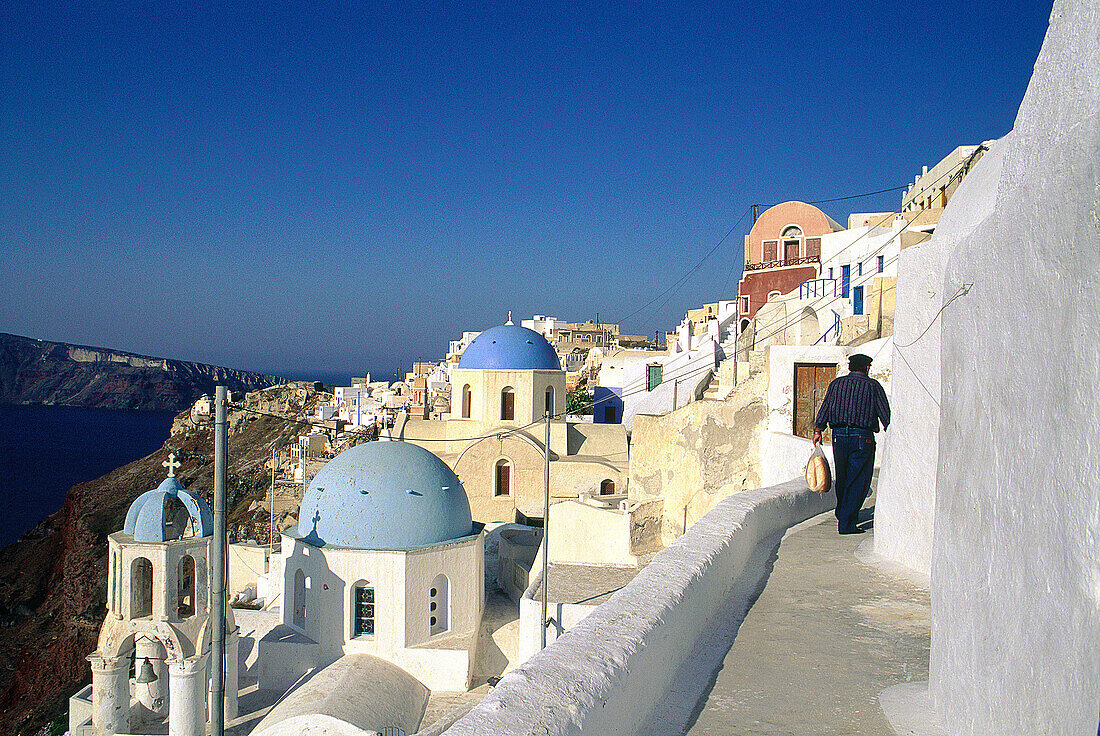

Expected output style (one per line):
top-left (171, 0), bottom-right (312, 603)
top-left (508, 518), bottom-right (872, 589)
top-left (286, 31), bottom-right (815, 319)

top-left (461, 384), bottom-right (471, 418)
top-left (294, 568), bottom-right (308, 631)
top-left (131, 557), bottom-right (153, 618)
top-left (430, 574), bottom-right (449, 635)
top-left (600, 479), bottom-right (615, 495)
top-left (544, 386), bottom-right (554, 416)
top-left (781, 225), bottom-right (803, 238)
top-left (501, 388), bottom-right (515, 421)
top-left (353, 584), bottom-right (375, 637)
top-left (177, 555), bottom-right (195, 618)
top-left (494, 460), bottom-right (511, 496)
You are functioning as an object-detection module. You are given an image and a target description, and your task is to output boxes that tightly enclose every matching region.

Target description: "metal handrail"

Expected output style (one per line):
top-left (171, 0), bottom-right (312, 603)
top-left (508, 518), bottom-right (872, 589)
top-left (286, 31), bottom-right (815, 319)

top-left (744, 255), bottom-right (820, 271)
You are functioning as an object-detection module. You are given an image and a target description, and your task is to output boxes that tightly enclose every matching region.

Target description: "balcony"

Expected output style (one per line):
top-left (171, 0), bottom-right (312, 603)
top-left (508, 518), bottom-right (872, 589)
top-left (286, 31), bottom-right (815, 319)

top-left (744, 255), bottom-right (820, 272)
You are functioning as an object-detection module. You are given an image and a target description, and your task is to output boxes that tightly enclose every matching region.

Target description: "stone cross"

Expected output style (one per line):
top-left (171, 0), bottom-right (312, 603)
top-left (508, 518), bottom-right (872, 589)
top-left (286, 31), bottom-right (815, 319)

top-left (163, 453), bottom-right (181, 478)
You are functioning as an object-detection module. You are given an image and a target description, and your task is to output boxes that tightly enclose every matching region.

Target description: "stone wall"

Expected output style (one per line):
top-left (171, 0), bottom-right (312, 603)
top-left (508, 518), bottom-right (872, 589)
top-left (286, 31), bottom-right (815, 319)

top-left (629, 369), bottom-right (767, 543)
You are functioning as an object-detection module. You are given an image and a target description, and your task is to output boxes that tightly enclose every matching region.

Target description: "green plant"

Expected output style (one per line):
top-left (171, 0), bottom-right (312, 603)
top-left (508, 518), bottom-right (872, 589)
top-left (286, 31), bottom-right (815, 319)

top-left (566, 390), bottom-right (593, 415)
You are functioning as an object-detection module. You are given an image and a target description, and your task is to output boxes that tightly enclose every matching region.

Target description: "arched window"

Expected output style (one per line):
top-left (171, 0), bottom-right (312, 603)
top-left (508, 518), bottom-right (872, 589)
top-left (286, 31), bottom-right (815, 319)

top-left (781, 225), bottom-right (803, 238)
top-left (429, 574), bottom-right (449, 635)
top-left (544, 386), bottom-right (554, 415)
top-left (353, 582), bottom-right (375, 637)
top-left (600, 479), bottom-right (616, 496)
top-left (501, 387), bottom-right (515, 421)
top-left (177, 555), bottom-right (195, 617)
top-left (494, 460), bottom-right (511, 497)
top-left (131, 557), bottom-right (153, 618)
top-left (461, 384), bottom-right (472, 419)
top-left (740, 318), bottom-right (750, 334)
top-left (293, 568), bottom-right (308, 631)
top-left (108, 551), bottom-right (117, 613)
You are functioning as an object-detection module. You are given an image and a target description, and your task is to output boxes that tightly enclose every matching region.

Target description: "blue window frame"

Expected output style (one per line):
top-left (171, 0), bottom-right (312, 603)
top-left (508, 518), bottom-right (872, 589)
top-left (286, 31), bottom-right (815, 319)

top-left (841, 265), bottom-right (850, 298)
top-left (858, 261), bottom-right (863, 276)
top-left (877, 255), bottom-right (884, 273)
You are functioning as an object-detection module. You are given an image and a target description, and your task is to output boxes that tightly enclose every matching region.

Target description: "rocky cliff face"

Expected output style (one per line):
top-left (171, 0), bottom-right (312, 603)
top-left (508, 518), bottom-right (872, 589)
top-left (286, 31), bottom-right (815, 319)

top-left (0, 333), bottom-right (285, 411)
top-left (0, 383), bottom-right (324, 735)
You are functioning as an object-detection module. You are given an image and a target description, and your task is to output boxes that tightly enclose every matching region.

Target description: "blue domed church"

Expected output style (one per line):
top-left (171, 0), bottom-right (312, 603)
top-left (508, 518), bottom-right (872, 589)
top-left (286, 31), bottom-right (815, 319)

top-left (394, 321), bottom-right (630, 522)
top-left (259, 440), bottom-right (484, 694)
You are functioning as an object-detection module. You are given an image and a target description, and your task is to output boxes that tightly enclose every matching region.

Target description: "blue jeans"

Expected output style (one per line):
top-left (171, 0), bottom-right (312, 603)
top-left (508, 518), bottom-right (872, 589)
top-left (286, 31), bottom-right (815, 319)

top-left (831, 428), bottom-right (876, 532)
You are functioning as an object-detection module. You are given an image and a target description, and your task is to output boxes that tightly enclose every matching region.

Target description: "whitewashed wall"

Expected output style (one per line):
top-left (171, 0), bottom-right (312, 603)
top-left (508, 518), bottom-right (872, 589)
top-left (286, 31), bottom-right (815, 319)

top-left (874, 140), bottom-right (1006, 578)
top-left (875, 1), bottom-right (1100, 732)
top-left (930, 2), bottom-right (1100, 732)
top-left (440, 479), bottom-right (833, 736)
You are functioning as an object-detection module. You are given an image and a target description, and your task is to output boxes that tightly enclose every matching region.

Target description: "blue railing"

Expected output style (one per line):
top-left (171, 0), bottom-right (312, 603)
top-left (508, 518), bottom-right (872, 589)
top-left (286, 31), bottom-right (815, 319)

top-left (799, 278), bottom-right (837, 299)
top-left (815, 310), bottom-right (841, 344)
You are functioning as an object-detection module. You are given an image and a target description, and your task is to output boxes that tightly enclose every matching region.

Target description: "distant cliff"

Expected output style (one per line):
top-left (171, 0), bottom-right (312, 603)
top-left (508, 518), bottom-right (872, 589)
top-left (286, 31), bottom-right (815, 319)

top-left (0, 333), bottom-right (284, 411)
top-left (0, 383), bottom-right (324, 735)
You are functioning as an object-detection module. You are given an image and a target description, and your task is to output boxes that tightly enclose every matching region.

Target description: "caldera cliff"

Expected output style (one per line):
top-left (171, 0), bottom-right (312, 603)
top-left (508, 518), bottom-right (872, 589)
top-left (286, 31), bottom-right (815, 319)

top-left (0, 332), bottom-right (285, 411)
top-left (0, 383), bottom-right (326, 735)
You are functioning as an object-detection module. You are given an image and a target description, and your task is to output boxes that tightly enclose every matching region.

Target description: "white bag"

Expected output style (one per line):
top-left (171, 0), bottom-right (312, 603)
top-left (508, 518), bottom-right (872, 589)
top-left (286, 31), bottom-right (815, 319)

top-left (805, 445), bottom-right (832, 494)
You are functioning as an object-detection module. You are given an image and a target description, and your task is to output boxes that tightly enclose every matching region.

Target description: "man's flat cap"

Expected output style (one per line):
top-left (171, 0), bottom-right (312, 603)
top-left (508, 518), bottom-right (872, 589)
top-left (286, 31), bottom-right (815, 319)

top-left (849, 353), bottom-right (873, 370)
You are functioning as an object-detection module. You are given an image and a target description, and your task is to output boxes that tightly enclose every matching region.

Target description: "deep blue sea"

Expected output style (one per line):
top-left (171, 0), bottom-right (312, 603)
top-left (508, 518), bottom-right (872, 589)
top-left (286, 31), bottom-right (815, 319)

top-left (0, 405), bottom-right (176, 547)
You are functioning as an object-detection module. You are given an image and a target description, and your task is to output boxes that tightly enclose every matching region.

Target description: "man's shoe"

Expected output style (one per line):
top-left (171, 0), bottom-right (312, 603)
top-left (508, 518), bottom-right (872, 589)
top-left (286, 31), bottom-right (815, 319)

top-left (839, 527), bottom-right (866, 535)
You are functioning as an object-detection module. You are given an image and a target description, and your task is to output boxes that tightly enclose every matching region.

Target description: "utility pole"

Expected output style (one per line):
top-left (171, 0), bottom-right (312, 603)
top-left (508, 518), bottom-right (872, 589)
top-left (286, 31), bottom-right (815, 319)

top-left (211, 386), bottom-right (227, 736)
top-left (270, 445), bottom-right (275, 554)
top-left (541, 410), bottom-right (551, 650)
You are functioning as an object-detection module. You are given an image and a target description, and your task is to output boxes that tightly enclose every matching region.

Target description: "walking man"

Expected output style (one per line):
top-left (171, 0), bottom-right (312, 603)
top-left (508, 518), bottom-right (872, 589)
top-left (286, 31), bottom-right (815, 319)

top-left (812, 353), bottom-right (890, 534)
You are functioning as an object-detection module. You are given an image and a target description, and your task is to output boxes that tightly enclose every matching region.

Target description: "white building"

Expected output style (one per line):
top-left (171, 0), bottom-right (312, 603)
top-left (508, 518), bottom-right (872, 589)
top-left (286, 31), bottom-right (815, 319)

top-left (255, 441), bottom-right (484, 694)
top-left (746, 213), bottom-right (909, 351)
top-left (612, 300), bottom-right (741, 431)
top-left (70, 461), bottom-right (239, 736)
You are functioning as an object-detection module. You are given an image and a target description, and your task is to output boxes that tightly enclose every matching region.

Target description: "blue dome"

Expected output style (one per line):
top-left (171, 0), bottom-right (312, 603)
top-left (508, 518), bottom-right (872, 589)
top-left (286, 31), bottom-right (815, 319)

top-left (292, 442), bottom-right (474, 550)
top-left (459, 325), bottom-right (561, 371)
top-left (124, 477), bottom-right (213, 543)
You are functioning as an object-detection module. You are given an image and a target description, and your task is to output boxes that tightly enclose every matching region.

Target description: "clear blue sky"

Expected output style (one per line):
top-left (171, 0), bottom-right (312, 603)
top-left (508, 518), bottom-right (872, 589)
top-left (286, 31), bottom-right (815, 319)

top-left (0, 0), bottom-right (1052, 382)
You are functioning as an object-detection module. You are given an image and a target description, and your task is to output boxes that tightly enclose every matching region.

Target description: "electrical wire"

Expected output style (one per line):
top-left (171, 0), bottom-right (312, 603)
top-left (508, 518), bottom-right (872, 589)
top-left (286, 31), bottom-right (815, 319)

top-left (731, 150), bottom-right (986, 353)
top-left (615, 207), bottom-right (752, 327)
top-left (892, 283), bottom-right (973, 348)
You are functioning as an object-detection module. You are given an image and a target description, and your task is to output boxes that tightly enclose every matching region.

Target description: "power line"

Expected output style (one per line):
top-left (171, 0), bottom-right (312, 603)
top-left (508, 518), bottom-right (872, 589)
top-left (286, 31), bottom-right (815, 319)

top-left (615, 207), bottom-right (752, 327)
top-left (735, 150), bottom-right (986, 351)
top-left (755, 184), bottom-right (909, 210)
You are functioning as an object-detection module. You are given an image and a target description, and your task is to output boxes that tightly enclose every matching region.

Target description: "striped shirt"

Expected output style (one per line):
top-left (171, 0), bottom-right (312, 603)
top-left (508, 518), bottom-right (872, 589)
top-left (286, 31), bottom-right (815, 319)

top-left (814, 371), bottom-right (891, 433)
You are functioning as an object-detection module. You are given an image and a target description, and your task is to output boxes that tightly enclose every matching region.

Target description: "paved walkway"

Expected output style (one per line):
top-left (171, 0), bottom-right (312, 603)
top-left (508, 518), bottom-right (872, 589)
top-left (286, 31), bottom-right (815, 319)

top-left (646, 500), bottom-right (931, 736)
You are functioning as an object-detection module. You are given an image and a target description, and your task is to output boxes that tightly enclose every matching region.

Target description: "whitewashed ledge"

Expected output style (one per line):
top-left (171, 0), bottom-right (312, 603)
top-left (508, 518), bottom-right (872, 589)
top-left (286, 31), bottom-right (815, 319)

top-left (441, 478), bottom-right (835, 736)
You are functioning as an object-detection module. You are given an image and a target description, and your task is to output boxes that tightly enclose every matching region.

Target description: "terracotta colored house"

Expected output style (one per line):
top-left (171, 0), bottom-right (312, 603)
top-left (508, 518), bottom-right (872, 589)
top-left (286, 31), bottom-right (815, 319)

top-left (736, 201), bottom-right (843, 330)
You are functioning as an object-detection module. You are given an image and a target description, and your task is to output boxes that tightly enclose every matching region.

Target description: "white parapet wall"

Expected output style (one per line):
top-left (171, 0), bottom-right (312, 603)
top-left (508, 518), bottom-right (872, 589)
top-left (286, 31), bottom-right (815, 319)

top-left (440, 479), bottom-right (833, 736)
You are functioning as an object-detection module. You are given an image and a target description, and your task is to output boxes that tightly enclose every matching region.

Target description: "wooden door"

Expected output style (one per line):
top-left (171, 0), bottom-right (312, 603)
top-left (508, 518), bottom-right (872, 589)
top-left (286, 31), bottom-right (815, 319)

top-left (794, 363), bottom-right (837, 441)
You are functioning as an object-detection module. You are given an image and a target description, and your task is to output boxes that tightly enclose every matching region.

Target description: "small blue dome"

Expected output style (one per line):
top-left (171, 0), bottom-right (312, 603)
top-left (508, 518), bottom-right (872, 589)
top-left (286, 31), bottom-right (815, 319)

top-left (459, 325), bottom-right (561, 371)
top-left (292, 442), bottom-right (474, 550)
top-left (124, 477), bottom-right (213, 543)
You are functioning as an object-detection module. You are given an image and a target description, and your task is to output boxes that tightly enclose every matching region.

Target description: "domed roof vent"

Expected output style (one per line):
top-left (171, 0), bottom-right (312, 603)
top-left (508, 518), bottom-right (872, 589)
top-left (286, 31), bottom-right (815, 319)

top-left (292, 441), bottom-right (474, 550)
top-left (124, 469), bottom-right (213, 543)
top-left (458, 324), bottom-right (561, 371)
